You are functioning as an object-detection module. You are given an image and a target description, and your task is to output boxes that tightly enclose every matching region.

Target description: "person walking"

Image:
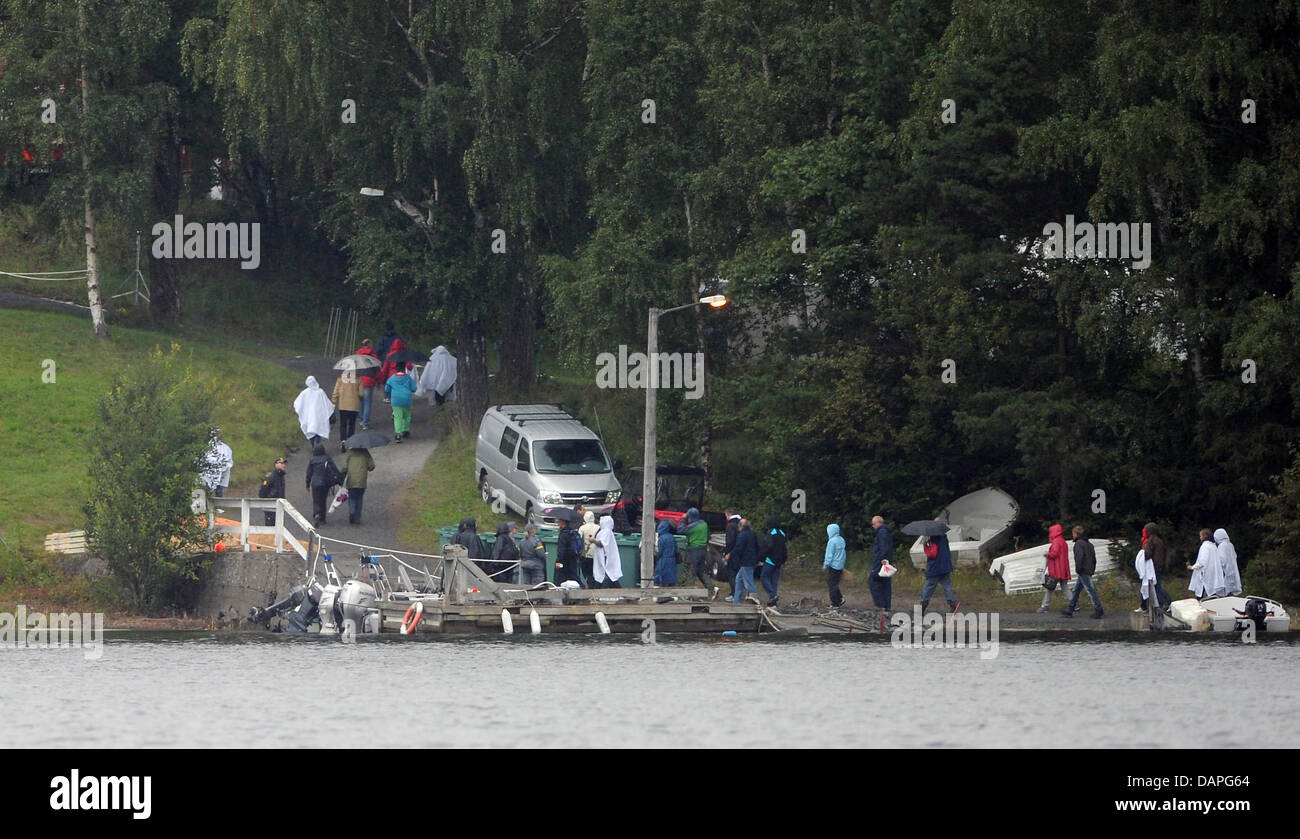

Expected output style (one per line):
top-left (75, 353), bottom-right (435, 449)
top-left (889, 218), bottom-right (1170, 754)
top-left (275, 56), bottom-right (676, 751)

top-left (1038, 523), bottom-right (1071, 612)
top-left (520, 523), bottom-right (547, 585)
top-left (824, 523), bottom-right (847, 608)
top-left (730, 518), bottom-right (760, 605)
top-left (1214, 528), bottom-right (1242, 596)
top-left (722, 510), bottom-right (741, 598)
top-left (304, 443), bottom-right (342, 526)
top-left (375, 322), bottom-right (401, 367)
top-left (417, 345), bottom-right (457, 413)
top-left (340, 445), bottom-right (375, 525)
top-left (332, 370), bottom-right (364, 450)
top-left (592, 515), bottom-right (622, 588)
top-left (491, 522), bottom-right (521, 583)
top-left (653, 518), bottom-right (679, 587)
top-left (355, 339), bottom-right (380, 430)
top-left (201, 428), bottom-right (233, 498)
top-left (919, 532), bottom-right (957, 614)
top-left (1188, 528), bottom-right (1220, 599)
top-left (257, 456), bottom-right (287, 526)
top-left (1063, 525), bottom-right (1104, 618)
top-left (578, 510), bottom-right (600, 587)
top-left (1143, 522), bottom-right (1172, 609)
top-left (678, 507), bottom-right (717, 599)
top-left (293, 376), bottom-right (335, 445)
top-left (759, 515), bottom-right (788, 607)
top-left (869, 515), bottom-right (893, 624)
top-left (384, 362), bottom-right (418, 442)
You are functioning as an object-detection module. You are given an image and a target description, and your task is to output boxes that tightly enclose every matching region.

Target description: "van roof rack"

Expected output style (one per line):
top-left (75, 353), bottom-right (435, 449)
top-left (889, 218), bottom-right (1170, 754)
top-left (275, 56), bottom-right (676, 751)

top-left (494, 404), bottom-right (579, 426)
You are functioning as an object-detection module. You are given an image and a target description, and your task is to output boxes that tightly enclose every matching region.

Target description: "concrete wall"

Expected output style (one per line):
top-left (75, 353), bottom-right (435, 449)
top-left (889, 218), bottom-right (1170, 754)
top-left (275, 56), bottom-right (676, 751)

top-left (196, 551), bottom-right (309, 625)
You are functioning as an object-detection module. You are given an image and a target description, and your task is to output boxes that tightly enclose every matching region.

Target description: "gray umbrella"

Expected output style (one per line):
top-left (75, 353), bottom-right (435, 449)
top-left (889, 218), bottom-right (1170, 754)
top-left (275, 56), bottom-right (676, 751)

top-left (335, 354), bottom-right (382, 371)
top-left (901, 520), bottom-right (950, 537)
top-left (345, 431), bottom-right (391, 449)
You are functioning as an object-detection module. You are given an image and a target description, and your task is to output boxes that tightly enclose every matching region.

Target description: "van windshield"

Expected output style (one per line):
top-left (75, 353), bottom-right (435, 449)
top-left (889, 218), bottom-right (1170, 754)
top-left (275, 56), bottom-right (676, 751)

top-left (533, 439), bottom-right (611, 474)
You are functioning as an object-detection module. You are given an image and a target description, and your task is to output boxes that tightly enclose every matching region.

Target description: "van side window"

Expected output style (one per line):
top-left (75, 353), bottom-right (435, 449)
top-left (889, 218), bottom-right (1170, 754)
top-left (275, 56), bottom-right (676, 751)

top-left (498, 427), bottom-right (520, 459)
top-left (516, 437), bottom-right (531, 472)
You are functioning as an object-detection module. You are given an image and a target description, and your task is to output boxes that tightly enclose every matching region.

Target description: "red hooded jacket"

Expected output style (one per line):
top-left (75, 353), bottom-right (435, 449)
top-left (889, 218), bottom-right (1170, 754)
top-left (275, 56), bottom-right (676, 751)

top-left (1045, 523), bottom-right (1071, 581)
top-left (378, 338), bottom-right (412, 385)
top-left (355, 346), bottom-right (379, 388)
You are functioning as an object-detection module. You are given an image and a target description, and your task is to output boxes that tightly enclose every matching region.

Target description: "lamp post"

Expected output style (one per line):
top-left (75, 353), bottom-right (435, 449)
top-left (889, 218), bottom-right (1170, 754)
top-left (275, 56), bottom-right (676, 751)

top-left (639, 294), bottom-right (727, 588)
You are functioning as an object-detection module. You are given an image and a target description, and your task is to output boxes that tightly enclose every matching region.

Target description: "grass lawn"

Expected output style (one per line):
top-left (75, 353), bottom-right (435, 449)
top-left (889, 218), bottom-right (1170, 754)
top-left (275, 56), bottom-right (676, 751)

top-left (0, 306), bottom-right (308, 609)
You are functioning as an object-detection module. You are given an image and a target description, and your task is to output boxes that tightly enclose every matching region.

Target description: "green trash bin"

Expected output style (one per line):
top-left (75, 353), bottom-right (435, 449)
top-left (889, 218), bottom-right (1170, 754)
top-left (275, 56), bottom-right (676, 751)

top-left (436, 523), bottom-right (686, 585)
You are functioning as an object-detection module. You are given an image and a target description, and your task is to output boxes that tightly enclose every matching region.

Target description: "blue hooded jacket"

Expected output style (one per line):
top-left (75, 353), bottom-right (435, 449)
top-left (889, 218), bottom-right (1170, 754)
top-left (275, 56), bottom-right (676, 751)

top-left (823, 524), bottom-right (846, 570)
top-left (655, 519), bottom-right (678, 562)
top-left (924, 534), bottom-right (952, 577)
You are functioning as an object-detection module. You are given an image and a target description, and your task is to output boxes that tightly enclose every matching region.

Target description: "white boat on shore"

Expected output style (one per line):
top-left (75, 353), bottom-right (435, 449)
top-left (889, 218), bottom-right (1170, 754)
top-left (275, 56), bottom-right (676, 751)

top-left (1170, 596), bottom-right (1291, 633)
top-left (988, 539), bottom-right (1119, 595)
top-left (908, 487), bottom-right (1019, 568)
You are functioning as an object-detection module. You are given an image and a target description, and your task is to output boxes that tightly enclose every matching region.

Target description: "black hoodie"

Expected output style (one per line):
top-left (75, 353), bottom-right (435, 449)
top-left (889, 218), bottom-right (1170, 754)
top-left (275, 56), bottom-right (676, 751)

top-left (452, 517), bottom-right (487, 559)
top-left (762, 516), bottom-right (788, 567)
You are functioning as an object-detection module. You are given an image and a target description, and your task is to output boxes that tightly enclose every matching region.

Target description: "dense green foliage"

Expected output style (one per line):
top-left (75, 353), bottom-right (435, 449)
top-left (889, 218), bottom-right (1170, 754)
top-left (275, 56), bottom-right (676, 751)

top-left (4, 0), bottom-right (1299, 598)
top-left (83, 347), bottom-right (215, 611)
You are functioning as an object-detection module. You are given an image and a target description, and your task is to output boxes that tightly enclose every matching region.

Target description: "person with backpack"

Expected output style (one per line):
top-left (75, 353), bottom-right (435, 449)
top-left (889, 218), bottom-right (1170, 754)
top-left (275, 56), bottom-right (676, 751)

top-left (554, 517), bottom-right (582, 585)
top-left (678, 507), bottom-right (717, 599)
top-left (759, 515), bottom-right (788, 607)
top-left (257, 457), bottom-right (287, 526)
top-left (340, 446), bottom-right (376, 525)
top-left (654, 518), bottom-right (679, 587)
top-left (384, 359), bottom-right (419, 441)
top-left (304, 443), bottom-right (343, 526)
top-left (919, 532), bottom-right (957, 614)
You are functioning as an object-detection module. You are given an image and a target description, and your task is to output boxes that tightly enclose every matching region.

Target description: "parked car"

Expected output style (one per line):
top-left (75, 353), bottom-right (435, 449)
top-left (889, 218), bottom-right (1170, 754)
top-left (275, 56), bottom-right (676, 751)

top-left (475, 404), bottom-right (622, 525)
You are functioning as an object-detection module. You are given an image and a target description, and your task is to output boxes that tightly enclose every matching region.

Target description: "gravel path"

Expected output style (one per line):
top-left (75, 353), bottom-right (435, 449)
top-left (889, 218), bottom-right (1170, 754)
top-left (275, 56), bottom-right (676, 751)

top-left (269, 355), bottom-right (446, 561)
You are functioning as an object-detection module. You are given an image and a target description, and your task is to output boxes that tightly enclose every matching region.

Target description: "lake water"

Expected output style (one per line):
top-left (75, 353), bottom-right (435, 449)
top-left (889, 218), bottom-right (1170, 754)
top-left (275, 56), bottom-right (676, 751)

top-left (2, 633), bottom-right (1297, 748)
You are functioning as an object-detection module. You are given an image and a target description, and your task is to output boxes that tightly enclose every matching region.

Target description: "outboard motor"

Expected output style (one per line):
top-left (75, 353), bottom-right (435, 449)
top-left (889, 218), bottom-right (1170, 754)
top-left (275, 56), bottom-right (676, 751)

top-left (285, 580), bottom-right (325, 633)
top-left (1243, 597), bottom-right (1270, 633)
top-left (248, 585), bottom-right (307, 626)
top-left (336, 579), bottom-right (378, 635)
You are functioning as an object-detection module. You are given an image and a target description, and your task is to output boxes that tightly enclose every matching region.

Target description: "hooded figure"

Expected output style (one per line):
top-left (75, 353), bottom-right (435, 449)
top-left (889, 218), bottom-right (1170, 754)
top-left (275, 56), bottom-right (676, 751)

top-left (678, 507), bottom-right (715, 596)
top-left (578, 509), bottom-right (600, 587)
top-left (451, 517), bottom-right (488, 562)
top-left (1189, 529), bottom-right (1221, 597)
top-left (654, 519), bottom-right (678, 586)
top-left (1214, 529), bottom-right (1242, 596)
top-left (592, 515), bottom-right (621, 586)
top-left (201, 430), bottom-right (233, 495)
top-left (492, 522), bottom-right (521, 583)
top-left (823, 523), bottom-right (847, 608)
top-left (1039, 524), bottom-right (1071, 612)
top-left (520, 523), bottom-right (547, 585)
top-left (759, 515), bottom-right (788, 607)
top-left (293, 376), bottom-right (335, 441)
top-left (418, 345), bottom-right (457, 406)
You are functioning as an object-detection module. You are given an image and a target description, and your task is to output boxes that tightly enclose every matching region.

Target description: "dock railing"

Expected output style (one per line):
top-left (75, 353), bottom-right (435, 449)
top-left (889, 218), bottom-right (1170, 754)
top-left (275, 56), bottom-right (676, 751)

top-left (210, 497), bottom-right (319, 561)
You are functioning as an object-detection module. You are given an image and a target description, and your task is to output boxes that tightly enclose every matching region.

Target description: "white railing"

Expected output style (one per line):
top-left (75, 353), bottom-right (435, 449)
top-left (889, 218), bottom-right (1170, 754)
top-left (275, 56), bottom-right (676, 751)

top-left (210, 498), bottom-right (318, 561)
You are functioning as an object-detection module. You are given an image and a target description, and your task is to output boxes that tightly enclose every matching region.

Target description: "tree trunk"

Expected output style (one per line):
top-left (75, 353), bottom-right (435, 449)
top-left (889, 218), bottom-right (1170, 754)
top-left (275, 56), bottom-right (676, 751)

top-left (149, 143), bottom-right (183, 321)
top-left (455, 320), bottom-right (490, 430)
top-left (499, 268), bottom-right (538, 391)
top-left (79, 0), bottom-right (108, 339)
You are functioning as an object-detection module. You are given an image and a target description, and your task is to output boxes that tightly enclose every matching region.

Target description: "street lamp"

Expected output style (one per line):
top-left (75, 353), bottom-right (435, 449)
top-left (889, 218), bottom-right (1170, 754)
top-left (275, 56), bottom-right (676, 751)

top-left (639, 294), bottom-right (728, 588)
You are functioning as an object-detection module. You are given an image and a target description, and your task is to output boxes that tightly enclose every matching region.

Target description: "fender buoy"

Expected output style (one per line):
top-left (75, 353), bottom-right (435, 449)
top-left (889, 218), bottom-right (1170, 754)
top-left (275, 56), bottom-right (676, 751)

top-left (594, 611), bottom-right (610, 634)
top-left (399, 601), bottom-right (424, 635)
top-left (529, 608), bottom-right (541, 635)
top-left (502, 609), bottom-right (514, 634)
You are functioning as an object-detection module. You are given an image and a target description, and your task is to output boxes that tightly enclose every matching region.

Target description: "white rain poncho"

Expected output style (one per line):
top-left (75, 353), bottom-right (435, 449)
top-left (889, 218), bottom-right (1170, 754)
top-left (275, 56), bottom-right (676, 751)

top-left (200, 440), bottom-right (233, 491)
top-left (293, 375), bottom-right (335, 440)
top-left (417, 345), bottom-right (457, 406)
top-left (1188, 537), bottom-right (1222, 597)
top-left (1214, 528), bottom-right (1242, 596)
top-left (592, 515), bottom-right (622, 584)
top-left (1134, 549), bottom-right (1156, 602)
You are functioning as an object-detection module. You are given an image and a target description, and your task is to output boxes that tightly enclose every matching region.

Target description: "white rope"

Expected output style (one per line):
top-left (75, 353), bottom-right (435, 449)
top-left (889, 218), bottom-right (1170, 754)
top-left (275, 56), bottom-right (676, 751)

top-left (0, 270), bottom-right (87, 281)
top-left (314, 533), bottom-right (443, 558)
top-left (1, 268), bottom-right (86, 274)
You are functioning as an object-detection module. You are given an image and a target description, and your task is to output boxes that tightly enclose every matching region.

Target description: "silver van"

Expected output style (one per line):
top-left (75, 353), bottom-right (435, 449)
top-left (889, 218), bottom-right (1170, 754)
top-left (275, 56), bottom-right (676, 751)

top-left (475, 405), bottom-right (622, 524)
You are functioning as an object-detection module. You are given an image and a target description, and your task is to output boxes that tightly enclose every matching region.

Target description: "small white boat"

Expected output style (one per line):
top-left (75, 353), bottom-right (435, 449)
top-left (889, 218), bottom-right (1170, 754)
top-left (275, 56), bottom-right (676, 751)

top-left (909, 487), bottom-right (1019, 568)
top-left (1199, 595), bottom-right (1291, 633)
top-left (988, 539), bottom-right (1119, 595)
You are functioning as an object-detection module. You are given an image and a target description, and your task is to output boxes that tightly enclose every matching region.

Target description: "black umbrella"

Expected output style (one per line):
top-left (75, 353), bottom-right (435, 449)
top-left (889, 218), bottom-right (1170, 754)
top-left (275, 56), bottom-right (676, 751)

top-left (901, 520), bottom-right (950, 537)
top-left (539, 506), bottom-right (581, 524)
top-left (345, 431), bottom-right (391, 449)
top-left (387, 348), bottom-right (425, 365)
